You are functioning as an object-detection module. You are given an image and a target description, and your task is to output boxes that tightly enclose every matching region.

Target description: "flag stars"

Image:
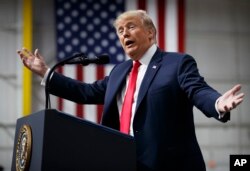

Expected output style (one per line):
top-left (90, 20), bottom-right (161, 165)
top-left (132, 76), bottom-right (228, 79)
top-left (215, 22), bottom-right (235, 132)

top-left (80, 17), bottom-right (87, 24)
top-left (93, 3), bottom-right (101, 10)
top-left (87, 38), bottom-right (95, 46)
top-left (94, 46), bottom-right (102, 54)
top-left (117, 54), bottom-right (125, 62)
top-left (58, 51), bottom-right (65, 59)
top-left (57, 23), bottom-right (64, 30)
top-left (109, 4), bottom-right (116, 12)
top-left (80, 31), bottom-right (87, 39)
top-left (64, 2), bottom-right (71, 10)
top-left (87, 24), bottom-right (94, 31)
top-left (87, 9), bottom-right (94, 17)
top-left (101, 25), bottom-right (108, 33)
top-left (79, 3), bottom-right (87, 10)
top-left (71, 10), bottom-right (79, 17)
top-left (65, 45), bottom-right (72, 53)
top-left (64, 30), bottom-right (72, 38)
top-left (109, 33), bottom-right (116, 40)
top-left (100, 0), bottom-right (108, 4)
top-left (80, 45), bottom-right (87, 53)
top-left (116, 40), bottom-right (122, 47)
top-left (56, 0), bottom-right (125, 63)
top-left (93, 17), bottom-right (101, 25)
top-left (57, 8), bottom-right (64, 16)
top-left (101, 11), bottom-right (108, 18)
top-left (109, 46), bottom-right (117, 54)
top-left (101, 40), bottom-right (109, 47)
top-left (71, 24), bottom-right (79, 32)
top-left (72, 38), bottom-right (79, 46)
top-left (58, 37), bottom-right (65, 44)
top-left (64, 16), bottom-right (71, 24)
top-left (94, 32), bottom-right (101, 39)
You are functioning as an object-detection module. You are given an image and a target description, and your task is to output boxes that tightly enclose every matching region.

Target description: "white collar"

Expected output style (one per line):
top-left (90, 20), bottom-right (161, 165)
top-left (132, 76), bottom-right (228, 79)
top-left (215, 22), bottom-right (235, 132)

top-left (137, 44), bottom-right (157, 66)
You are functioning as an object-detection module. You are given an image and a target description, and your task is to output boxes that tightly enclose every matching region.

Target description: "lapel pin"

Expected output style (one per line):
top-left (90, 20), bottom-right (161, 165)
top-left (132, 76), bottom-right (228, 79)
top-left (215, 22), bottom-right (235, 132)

top-left (152, 65), bottom-right (157, 69)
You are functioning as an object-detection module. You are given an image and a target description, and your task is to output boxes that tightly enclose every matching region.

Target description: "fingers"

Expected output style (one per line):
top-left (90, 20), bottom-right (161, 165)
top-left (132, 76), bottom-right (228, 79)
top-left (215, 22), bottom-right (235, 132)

top-left (233, 94), bottom-right (244, 106)
top-left (222, 94), bottom-right (244, 112)
top-left (34, 48), bottom-right (38, 55)
top-left (223, 102), bottom-right (235, 113)
top-left (17, 50), bottom-right (28, 65)
top-left (17, 47), bottom-right (35, 70)
top-left (34, 48), bottom-right (41, 60)
top-left (231, 84), bottom-right (242, 95)
top-left (223, 105), bottom-right (230, 113)
top-left (235, 92), bottom-right (245, 101)
top-left (218, 88), bottom-right (244, 113)
top-left (19, 56), bottom-right (30, 68)
top-left (22, 47), bottom-right (33, 56)
top-left (223, 84), bottom-right (241, 97)
top-left (34, 48), bottom-right (44, 60)
top-left (231, 88), bottom-right (244, 107)
top-left (17, 47), bottom-right (31, 60)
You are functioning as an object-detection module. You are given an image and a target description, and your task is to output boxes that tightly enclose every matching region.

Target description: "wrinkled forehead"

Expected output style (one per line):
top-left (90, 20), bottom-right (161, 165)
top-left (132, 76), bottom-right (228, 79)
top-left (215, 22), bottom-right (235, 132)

top-left (114, 15), bottom-right (143, 29)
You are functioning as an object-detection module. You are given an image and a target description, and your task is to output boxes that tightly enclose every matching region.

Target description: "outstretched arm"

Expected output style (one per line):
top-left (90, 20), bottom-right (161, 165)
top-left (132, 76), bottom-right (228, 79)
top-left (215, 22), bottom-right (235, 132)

top-left (17, 47), bottom-right (49, 78)
top-left (217, 84), bottom-right (244, 113)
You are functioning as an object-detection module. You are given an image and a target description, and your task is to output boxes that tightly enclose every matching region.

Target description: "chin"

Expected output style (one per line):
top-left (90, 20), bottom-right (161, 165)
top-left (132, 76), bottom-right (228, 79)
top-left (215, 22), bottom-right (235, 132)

top-left (126, 49), bottom-right (136, 57)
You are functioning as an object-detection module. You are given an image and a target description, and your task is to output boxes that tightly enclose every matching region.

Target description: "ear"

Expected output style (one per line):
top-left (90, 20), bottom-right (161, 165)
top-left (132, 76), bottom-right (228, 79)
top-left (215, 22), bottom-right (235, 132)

top-left (147, 28), bottom-right (155, 41)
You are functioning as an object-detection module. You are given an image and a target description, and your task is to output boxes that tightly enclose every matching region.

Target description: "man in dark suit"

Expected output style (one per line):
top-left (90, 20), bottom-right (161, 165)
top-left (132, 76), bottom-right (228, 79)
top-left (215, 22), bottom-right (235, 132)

top-left (18, 10), bottom-right (244, 171)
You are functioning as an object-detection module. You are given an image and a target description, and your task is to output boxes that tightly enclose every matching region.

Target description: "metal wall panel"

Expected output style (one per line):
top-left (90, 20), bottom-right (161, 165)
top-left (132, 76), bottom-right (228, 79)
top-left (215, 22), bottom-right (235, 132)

top-left (0, 0), bottom-right (22, 170)
top-left (187, 0), bottom-right (250, 170)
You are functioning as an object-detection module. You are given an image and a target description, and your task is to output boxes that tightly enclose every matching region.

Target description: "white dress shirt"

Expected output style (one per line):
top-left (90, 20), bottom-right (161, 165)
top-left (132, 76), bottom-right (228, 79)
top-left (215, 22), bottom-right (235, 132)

top-left (116, 44), bottom-right (157, 136)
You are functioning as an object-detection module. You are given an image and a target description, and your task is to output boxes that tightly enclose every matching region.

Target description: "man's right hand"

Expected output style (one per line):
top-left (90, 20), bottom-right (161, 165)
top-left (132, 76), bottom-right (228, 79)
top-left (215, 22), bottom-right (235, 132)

top-left (17, 47), bottom-right (49, 78)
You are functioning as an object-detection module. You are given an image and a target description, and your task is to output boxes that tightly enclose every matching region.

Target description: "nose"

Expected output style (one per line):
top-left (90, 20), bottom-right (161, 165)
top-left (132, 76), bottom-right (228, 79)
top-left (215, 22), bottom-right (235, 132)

top-left (122, 28), bottom-right (129, 38)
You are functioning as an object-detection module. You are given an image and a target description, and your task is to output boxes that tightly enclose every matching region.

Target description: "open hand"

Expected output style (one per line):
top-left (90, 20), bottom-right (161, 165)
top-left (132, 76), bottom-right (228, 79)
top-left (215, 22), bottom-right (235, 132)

top-left (17, 47), bottom-right (49, 77)
top-left (217, 84), bottom-right (244, 113)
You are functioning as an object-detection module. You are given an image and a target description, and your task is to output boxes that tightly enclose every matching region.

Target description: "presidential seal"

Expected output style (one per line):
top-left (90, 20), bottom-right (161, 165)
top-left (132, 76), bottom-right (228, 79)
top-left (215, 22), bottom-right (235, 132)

top-left (16, 124), bottom-right (32, 171)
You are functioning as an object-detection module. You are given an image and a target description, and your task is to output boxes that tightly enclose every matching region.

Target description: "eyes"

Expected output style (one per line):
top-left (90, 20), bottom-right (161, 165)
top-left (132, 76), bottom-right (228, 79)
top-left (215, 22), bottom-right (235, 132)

top-left (117, 24), bottom-right (136, 35)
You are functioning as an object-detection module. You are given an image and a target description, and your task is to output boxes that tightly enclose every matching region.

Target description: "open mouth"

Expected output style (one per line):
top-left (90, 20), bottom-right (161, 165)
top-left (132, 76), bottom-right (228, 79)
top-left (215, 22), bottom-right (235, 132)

top-left (125, 40), bottom-right (134, 47)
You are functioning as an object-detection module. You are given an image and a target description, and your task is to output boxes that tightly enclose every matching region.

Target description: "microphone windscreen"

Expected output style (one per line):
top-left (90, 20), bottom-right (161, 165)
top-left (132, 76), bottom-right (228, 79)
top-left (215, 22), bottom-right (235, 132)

top-left (97, 54), bottom-right (110, 64)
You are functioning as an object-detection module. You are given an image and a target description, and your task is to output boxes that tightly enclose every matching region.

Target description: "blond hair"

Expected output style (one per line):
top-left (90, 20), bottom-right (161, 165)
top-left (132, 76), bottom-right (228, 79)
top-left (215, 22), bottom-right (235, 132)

top-left (113, 10), bottom-right (157, 43)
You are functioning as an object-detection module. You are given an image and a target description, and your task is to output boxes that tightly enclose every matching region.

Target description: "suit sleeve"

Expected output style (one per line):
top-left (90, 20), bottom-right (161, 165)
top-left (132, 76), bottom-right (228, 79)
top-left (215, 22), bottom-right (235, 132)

top-left (177, 55), bottom-right (230, 122)
top-left (48, 72), bottom-right (108, 104)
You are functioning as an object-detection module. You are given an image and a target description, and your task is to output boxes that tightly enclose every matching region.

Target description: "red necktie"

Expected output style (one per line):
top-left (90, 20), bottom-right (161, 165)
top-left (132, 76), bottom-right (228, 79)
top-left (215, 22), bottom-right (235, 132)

top-left (120, 60), bottom-right (141, 134)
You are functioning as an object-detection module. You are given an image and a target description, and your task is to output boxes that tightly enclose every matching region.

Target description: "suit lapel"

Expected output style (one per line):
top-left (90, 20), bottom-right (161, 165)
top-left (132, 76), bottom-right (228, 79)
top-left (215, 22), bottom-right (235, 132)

top-left (103, 49), bottom-right (163, 126)
top-left (135, 50), bottom-right (162, 112)
top-left (103, 60), bottom-right (132, 114)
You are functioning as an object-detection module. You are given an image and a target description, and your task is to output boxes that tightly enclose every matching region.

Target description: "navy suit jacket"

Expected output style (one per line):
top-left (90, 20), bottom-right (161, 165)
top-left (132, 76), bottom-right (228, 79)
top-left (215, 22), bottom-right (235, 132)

top-left (49, 48), bottom-right (230, 171)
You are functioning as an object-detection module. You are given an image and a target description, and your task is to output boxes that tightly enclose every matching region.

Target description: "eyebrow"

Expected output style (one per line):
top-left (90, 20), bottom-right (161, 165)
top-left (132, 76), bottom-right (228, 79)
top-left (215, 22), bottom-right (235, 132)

top-left (118, 21), bottom-right (136, 28)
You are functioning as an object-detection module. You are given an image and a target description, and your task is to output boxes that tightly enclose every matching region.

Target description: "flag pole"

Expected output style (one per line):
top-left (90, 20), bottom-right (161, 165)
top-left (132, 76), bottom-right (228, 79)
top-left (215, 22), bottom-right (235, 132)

top-left (22, 0), bottom-right (33, 116)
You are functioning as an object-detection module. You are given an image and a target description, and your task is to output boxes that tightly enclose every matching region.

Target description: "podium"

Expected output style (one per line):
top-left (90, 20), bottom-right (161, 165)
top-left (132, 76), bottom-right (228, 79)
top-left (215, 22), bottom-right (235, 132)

top-left (11, 109), bottom-right (137, 171)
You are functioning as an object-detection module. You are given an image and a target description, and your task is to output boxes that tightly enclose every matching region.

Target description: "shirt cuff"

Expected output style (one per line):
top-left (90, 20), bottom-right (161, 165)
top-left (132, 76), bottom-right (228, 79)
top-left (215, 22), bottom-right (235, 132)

top-left (41, 68), bottom-right (52, 86)
top-left (215, 97), bottom-right (226, 119)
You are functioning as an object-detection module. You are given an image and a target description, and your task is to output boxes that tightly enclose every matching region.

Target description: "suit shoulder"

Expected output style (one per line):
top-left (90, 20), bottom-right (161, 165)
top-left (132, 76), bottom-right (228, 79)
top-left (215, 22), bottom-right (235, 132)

top-left (108, 59), bottom-right (132, 75)
top-left (159, 51), bottom-right (195, 63)
top-left (162, 51), bottom-right (193, 59)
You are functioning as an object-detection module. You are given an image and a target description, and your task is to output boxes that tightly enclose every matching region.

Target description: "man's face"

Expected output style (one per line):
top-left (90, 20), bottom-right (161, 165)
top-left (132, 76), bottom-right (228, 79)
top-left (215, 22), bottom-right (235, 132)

top-left (116, 16), bottom-right (154, 60)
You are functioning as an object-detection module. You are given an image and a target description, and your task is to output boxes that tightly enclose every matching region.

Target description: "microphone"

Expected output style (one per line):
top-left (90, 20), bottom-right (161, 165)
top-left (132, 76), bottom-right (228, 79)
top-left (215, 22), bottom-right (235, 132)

top-left (45, 53), bottom-right (109, 109)
top-left (65, 54), bottom-right (110, 66)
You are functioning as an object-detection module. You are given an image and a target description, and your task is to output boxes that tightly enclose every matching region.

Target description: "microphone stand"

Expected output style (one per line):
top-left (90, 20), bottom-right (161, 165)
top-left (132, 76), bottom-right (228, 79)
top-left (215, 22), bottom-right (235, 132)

top-left (45, 53), bottom-right (86, 109)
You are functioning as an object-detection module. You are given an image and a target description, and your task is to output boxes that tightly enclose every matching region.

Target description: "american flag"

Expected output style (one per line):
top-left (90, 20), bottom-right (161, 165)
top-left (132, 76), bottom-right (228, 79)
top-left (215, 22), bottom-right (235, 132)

top-left (55, 0), bottom-right (185, 123)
